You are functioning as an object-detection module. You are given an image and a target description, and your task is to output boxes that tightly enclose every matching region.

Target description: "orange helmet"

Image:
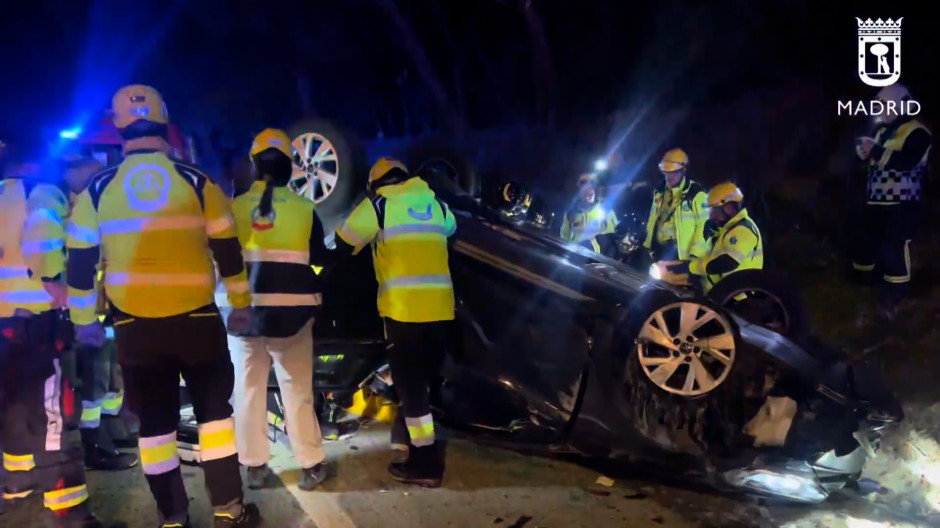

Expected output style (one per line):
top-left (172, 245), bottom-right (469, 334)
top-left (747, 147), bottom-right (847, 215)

top-left (111, 85), bottom-right (168, 129)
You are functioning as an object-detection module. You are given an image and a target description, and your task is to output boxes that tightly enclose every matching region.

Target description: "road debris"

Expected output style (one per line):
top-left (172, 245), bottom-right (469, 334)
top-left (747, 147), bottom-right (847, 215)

top-left (507, 515), bottom-right (532, 528)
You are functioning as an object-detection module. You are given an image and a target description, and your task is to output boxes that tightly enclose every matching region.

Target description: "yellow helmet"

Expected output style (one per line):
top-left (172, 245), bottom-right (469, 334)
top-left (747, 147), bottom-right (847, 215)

top-left (250, 128), bottom-right (293, 158)
top-left (577, 173), bottom-right (596, 186)
top-left (368, 157), bottom-right (408, 189)
top-left (111, 85), bottom-right (168, 129)
top-left (707, 182), bottom-right (744, 207)
top-left (658, 148), bottom-right (688, 172)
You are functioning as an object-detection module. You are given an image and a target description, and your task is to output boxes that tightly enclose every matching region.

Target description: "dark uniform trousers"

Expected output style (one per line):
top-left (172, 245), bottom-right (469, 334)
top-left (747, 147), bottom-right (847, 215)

top-left (113, 303), bottom-right (242, 524)
top-left (852, 204), bottom-right (918, 306)
top-left (384, 319), bottom-right (449, 447)
top-left (0, 311), bottom-right (90, 516)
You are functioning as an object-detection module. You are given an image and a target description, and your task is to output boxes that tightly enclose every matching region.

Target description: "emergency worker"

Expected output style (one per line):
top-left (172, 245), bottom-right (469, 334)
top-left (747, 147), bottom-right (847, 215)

top-left (664, 182), bottom-right (763, 292)
top-left (1, 164), bottom-right (117, 527)
top-left (65, 85), bottom-right (260, 528)
top-left (228, 129), bottom-right (331, 491)
top-left (643, 149), bottom-right (709, 264)
top-left (334, 157), bottom-right (455, 487)
top-left (852, 83), bottom-right (932, 322)
top-left (560, 173), bottom-right (619, 254)
top-left (60, 155), bottom-right (138, 471)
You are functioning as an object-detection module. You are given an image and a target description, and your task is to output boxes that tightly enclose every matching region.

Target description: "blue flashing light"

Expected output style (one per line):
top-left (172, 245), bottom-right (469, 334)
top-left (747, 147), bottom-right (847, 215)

top-left (59, 128), bottom-right (82, 140)
top-left (594, 158), bottom-right (608, 171)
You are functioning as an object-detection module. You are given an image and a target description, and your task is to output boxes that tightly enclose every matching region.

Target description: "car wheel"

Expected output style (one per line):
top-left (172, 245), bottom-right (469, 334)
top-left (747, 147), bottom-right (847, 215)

top-left (286, 119), bottom-right (368, 222)
top-left (632, 298), bottom-right (739, 397)
top-left (404, 143), bottom-right (481, 198)
top-left (706, 269), bottom-right (809, 344)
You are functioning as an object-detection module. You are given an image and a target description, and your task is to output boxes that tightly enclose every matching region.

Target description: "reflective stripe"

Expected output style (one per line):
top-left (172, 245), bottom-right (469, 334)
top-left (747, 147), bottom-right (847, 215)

top-left (224, 278), bottom-right (251, 294)
top-left (884, 274), bottom-right (910, 284)
top-left (205, 215), bottom-right (234, 235)
top-left (21, 238), bottom-right (64, 255)
top-left (4, 490), bottom-right (33, 500)
top-left (99, 215), bottom-right (203, 236)
top-left (140, 433), bottom-right (180, 475)
top-left (381, 224), bottom-right (449, 239)
top-left (80, 401), bottom-right (102, 429)
top-left (66, 223), bottom-right (100, 245)
top-left (853, 262), bottom-right (875, 271)
top-left (198, 418), bottom-right (237, 461)
top-left (44, 484), bottom-right (88, 511)
top-left (252, 293), bottom-right (322, 307)
top-left (242, 249), bottom-right (309, 264)
top-left (68, 291), bottom-right (98, 310)
top-left (337, 225), bottom-right (369, 247)
top-left (107, 272), bottom-right (213, 287)
top-left (3, 453), bottom-right (35, 472)
top-left (404, 414), bottom-right (435, 447)
top-left (102, 391), bottom-right (123, 415)
top-left (24, 208), bottom-right (62, 230)
top-left (379, 274), bottom-right (452, 293)
top-left (45, 360), bottom-right (63, 451)
top-left (0, 266), bottom-right (29, 280)
top-left (0, 290), bottom-right (53, 304)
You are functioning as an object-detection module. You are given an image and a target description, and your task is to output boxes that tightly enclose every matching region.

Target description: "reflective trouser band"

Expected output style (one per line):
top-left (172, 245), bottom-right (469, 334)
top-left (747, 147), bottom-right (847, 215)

top-left (884, 275), bottom-right (910, 283)
top-left (853, 262), bottom-right (875, 271)
top-left (252, 293), bottom-right (322, 307)
top-left (140, 433), bottom-right (180, 475)
top-left (102, 391), bottom-right (124, 415)
top-left (198, 418), bottom-right (237, 461)
top-left (44, 484), bottom-right (89, 511)
top-left (81, 401), bottom-right (102, 429)
top-left (3, 489), bottom-right (33, 500)
top-left (405, 414), bottom-right (435, 447)
top-left (3, 453), bottom-right (35, 472)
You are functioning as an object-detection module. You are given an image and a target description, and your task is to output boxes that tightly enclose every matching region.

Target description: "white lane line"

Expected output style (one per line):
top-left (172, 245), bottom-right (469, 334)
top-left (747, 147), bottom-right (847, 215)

top-left (268, 440), bottom-right (358, 528)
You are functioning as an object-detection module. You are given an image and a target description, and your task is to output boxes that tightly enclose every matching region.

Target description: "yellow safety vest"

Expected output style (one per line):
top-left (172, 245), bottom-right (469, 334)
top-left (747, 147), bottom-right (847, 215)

top-left (0, 179), bottom-right (68, 317)
top-left (643, 178), bottom-right (709, 260)
top-left (65, 151), bottom-right (250, 325)
top-left (336, 177), bottom-right (456, 323)
top-left (691, 209), bottom-right (763, 293)
top-left (231, 181), bottom-right (322, 337)
top-left (559, 203), bottom-right (618, 253)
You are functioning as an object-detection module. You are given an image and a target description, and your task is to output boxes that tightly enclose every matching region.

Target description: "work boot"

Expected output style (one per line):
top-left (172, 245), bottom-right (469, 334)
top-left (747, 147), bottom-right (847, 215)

top-left (246, 464), bottom-right (272, 490)
top-left (389, 443), bottom-right (409, 464)
top-left (299, 462), bottom-right (331, 491)
top-left (387, 443), bottom-right (444, 488)
top-left (83, 430), bottom-right (139, 471)
top-left (102, 415), bottom-right (139, 449)
top-left (158, 519), bottom-right (191, 528)
top-left (214, 503), bottom-right (261, 528)
top-left (52, 506), bottom-right (128, 528)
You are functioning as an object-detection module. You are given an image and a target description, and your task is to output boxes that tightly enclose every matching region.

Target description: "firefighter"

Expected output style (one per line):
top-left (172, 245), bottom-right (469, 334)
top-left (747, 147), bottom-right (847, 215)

top-left (852, 83), bottom-right (932, 323)
top-left (65, 85), bottom-right (260, 528)
top-left (663, 182), bottom-right (763, 292)
top-left (61, 154), bottom-right (138, 471)
top-left (228, 129), bottom-right (332, 491)
top-left (334, 157), bottom-right (455, 487)
top-left (560, 173), bottom-right (619, 254)
top-left (1, 163), bottom-right (117, 527)
top-left (643, 149), bottom-right (709, 265)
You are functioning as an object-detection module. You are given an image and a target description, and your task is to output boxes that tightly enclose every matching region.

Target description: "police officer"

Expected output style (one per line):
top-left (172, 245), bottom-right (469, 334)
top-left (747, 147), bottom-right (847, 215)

top-left (643, 149), bottom-right (709, 265)
top-left (560, 173), bottom-right (619, 254)
top-left (853, 83), bottom-right (932, 322)
top-left (1, 162), bottom-right (117, 527)
top-left (65, 85), bottom-right (260, 528)
top-left (228, 129), bottom-right (331, 491)
top-left (664, 182), bottom-right (763, 292)
top-left (334, 158), bottom-right (455, 487)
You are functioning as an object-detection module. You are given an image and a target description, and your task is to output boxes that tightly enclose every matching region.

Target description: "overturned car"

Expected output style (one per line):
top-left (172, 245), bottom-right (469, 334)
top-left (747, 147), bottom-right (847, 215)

top-left (184, 124), bottom-right (901, 504)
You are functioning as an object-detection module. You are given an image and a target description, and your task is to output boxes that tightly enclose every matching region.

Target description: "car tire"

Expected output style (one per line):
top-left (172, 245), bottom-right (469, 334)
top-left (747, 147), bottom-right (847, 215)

top-left (706, 269), bottom-right (810, 345)
top-left (403, 142), bottom-right (481, 199)
top-left (286, 119), bottom-right (368, 224)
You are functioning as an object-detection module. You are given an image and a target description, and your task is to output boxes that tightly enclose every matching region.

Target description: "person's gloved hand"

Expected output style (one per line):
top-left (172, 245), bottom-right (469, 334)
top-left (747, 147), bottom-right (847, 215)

top-left (42, 281), bottom-right (68, 309)
top-left (666, 261), bottom-right (691, 276)
top-left (226, 307), bottom-right (253, 334)
top-left (74, 322), bottom-right (105, 348)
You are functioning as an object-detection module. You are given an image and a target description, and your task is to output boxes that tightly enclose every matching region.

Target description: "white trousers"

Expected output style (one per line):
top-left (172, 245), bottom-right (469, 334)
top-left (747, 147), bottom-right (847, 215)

top-left (229, 319), bottom-right (325, 469)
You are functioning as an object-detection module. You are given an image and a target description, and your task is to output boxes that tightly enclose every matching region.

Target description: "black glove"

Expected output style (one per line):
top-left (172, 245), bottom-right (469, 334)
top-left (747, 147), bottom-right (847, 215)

top-left (666, 261), bottom-right (691, 275)
top-left (703, 220), bottom-right (718, 239)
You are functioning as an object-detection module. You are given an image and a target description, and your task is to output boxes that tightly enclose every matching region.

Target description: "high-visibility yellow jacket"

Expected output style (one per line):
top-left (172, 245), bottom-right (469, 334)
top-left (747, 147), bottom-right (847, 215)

top-left (559, 202), bottom-right (618, 253)
top-left (65, 150), bottom-right (250, 325)
top-left (230, 181), bottom-right (330, 337)
top-left (643, 178), bottom-right (709, 261)
top-left (336, 177), bottom-right (456, 323)
top-left (689, 208), bottom-right (763, 293)
top-left (0, 179), bottom-right (69, 316)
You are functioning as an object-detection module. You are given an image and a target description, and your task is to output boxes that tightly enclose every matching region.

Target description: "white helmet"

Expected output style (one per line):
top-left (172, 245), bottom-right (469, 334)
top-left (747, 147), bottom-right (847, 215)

top-left (876, 83), bottom-right (911, 124)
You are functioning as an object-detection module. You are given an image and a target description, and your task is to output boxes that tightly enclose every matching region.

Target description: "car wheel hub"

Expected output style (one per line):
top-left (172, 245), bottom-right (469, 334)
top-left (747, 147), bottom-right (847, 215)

top-left (636, 302), bottom-right (736, 396)
top-left (289, 132), bottom-right (340, 204)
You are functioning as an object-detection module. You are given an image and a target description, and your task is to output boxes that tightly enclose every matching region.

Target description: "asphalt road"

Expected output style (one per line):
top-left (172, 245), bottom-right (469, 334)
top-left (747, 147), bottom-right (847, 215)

top-left (0, 423), bottom-right (926, 528)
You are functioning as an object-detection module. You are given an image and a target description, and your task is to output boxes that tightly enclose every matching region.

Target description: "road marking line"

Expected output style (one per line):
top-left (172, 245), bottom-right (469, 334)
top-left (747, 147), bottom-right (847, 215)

top-left (268, 440), bottom-right (358, 528)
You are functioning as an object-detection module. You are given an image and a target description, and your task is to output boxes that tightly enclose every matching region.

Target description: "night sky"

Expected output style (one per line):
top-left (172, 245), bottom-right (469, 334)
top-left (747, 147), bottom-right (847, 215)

top-left (1, 0), bottom-right (934, 154)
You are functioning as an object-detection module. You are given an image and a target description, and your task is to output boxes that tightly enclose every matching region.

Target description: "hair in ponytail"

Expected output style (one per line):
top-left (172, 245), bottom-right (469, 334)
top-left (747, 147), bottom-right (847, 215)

top-left (251, 149), bottom-right (293, 218)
